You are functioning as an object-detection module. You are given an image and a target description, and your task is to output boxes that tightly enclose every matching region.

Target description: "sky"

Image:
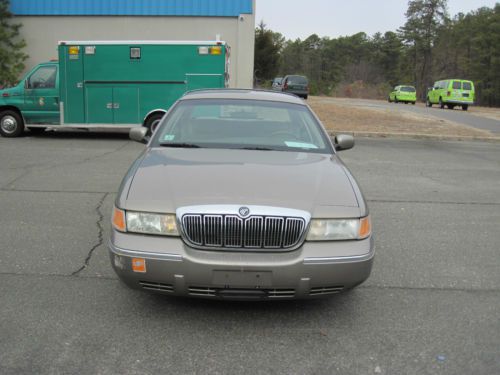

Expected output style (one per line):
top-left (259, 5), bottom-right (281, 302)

top-left (255, 0), bottom-right (499, 40)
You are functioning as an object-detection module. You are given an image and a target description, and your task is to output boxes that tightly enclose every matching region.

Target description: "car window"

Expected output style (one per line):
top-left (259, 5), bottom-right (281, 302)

top-left (400, 86), bottom-right (415, 92)
top-left (462, 81), bottom-right (472, 90)
top-left (452, 81), bottom-right (461, 90)
top-left (153, 99), bottom-right (332, 154)
top-left (27, 66), bottom-right (57, 89)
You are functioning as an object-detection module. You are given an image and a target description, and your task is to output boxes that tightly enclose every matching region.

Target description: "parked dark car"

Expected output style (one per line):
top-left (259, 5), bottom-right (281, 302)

top-left (281, 75), bottom-right (309, 99)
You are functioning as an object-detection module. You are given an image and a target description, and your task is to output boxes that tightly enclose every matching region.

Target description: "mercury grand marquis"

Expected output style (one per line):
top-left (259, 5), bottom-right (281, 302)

top-left (109, 89), bottom-right (374, 300)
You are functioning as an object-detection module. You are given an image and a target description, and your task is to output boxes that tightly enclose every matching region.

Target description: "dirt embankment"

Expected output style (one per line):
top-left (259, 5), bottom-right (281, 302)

top-left (308, 97), bottom-right (499, 139)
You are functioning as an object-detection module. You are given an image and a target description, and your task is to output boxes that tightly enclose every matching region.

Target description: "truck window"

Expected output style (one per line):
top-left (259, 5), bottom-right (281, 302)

top-left (462, 82), bottom-right (472, 90)
top-left (452, 81), bottom-right (461, 90)
top-left (27, 66), bottom-right (57, 89)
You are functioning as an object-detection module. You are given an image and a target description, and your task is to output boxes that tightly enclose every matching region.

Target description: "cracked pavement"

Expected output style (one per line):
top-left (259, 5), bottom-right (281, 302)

top-left (0, 131), bottom-right (499, 374)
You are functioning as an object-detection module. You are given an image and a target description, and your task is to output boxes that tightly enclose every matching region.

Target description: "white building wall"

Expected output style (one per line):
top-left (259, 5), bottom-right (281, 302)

top-left (15, 14), bottom-right (255, 88)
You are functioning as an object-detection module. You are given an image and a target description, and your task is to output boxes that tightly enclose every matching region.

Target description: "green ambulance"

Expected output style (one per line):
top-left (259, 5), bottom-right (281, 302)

top-left (426, 79), bottom-right (475, 111)
top-left (0, 41), bottom-right (229, 137)
top-left (388, 85), bottom-right (417, 104)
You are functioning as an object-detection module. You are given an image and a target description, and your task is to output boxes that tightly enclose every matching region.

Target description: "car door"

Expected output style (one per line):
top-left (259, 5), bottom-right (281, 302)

top-left (23, 65), bottom-right (59, 124)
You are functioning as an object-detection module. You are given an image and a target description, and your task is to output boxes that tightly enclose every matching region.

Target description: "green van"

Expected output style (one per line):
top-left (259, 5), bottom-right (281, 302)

top-left (426, 79), bottom-right (474, 111)
top-left (388, 85), bottom-right (416, 104)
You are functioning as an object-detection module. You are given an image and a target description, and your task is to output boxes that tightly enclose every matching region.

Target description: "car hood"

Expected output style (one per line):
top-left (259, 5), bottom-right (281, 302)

top-left (124, 148), bottom-right (361, 218)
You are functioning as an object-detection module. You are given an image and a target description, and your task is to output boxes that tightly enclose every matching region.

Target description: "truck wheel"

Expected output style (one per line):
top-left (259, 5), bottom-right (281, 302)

top-left (144, 113), bottom-right (164, 136)
top-left (412, 102), bottom-right (416, 105)
top-left (395, 97), bottom-right (399, 103)
top-left (426, 98), bottom-right (432, 107)
top-left (439, 98), bottom-right (445, 109)
top-left (0, 110), bottom-right (24, 138)
top-left (462, 105), bottom-right (468, 111)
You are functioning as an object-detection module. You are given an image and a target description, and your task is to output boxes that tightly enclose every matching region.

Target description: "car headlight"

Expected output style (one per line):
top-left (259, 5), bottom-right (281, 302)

top-left (306, 216), bottom-right (371, 241)
top-left (112, 207), bottom-right (179, 236)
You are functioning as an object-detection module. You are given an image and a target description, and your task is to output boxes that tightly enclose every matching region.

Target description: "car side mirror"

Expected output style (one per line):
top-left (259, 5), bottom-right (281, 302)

top-left (334, 134), bottom-right (354, 151)
top-left (129, 127), bottom-right (149, 144)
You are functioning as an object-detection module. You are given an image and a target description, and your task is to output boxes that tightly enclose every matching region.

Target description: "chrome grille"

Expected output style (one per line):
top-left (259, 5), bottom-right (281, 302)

top-left (181, 214), bottom-right (306, 250)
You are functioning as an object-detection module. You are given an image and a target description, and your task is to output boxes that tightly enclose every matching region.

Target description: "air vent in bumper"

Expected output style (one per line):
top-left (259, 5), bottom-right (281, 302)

top-left (139, 281), bottom-right (174, 292)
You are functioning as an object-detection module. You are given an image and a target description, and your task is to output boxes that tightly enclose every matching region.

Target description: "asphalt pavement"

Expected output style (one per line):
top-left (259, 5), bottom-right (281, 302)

top-left (321, 98), bottom-right (500, 134)
top-left (0, 131), bottom-right (499, 374)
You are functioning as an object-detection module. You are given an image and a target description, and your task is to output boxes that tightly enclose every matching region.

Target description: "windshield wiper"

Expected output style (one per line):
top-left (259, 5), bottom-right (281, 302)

top-left (238, 146), bottom-right (274, 151)
top-left (159, 142), bottom-right (201, 148)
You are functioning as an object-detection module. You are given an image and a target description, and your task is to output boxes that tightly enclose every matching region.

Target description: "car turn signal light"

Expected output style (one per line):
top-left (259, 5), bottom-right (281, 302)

top-left (112, 207), bottom-right (126, 232)
top-left (359, 216), bottom-right (371, 239)
top-left (132, 258), bottom-right (146, 273)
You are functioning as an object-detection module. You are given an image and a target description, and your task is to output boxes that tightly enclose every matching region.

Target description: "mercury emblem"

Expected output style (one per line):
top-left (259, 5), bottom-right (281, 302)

top-left (238, 206), bottom-right (250, 217)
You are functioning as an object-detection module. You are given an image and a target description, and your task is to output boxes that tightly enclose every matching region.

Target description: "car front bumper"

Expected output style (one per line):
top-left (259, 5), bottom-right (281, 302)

top-left (108, 230), bottom-right (374, 300)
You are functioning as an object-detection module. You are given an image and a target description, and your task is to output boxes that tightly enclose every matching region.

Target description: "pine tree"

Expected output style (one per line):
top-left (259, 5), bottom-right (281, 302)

top-left (399, 0), bottom-right (447, 98)
top-left (0, 0), bottom-right (28, 87)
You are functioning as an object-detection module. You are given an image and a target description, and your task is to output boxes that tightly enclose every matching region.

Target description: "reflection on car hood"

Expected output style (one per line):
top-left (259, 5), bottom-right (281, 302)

top-left (125, 148), bottom-right (360, 218)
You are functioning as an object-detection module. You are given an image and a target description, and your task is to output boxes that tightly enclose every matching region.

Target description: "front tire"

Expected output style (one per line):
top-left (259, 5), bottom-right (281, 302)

top-left (439, 98), bottom-right (445, 109)
top-left (412, 102), bottom-right (416, 105)
top-left (462, 105), bottom-right (468, 111)
top-left (0, 110), bottom-right (24, 138)
top-left (395, 97), bottom-right (399, 104)
top-left (426, 98), bottom-right (432, 107)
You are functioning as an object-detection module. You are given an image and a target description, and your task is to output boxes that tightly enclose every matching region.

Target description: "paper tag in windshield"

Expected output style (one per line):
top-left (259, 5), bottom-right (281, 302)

top-left (285, 141), bottom-right (318, 149)
top-left (163, 134), bottom-right (175, 141)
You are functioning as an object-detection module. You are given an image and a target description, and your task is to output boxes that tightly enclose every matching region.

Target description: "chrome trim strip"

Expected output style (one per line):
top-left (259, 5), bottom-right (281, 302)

top-left (177, 205), bottom-right (311, 220)
top-left (41, 124), bottom-right (141, 129)
top-left (108, 241), bottom-right (183, 262)
top-left (59, 40), bottom-right (226, 46)
top-left (303, 250), bottom-right (375, 264)
top-left (60, 101), bottom-right (64, 125)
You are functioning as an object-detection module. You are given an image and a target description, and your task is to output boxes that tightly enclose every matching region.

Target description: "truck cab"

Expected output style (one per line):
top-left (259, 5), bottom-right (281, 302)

top-left (0, 62), bottom-right (59, 137)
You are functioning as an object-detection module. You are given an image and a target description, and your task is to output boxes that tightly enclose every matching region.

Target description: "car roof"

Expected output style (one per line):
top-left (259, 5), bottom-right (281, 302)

top-left (180, 89), bottom-right (306, 105)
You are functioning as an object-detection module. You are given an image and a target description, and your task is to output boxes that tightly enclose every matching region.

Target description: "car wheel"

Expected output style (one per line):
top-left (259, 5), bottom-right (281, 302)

top-left (412, 102), bottom-right (416, 105)
top-left (395, 97), bottom-right (399, 104)
top-left (388, 96), bottom-right (392, 103)
top-left (462, 105), bottom-right (468, 111)
top-left (404, 101), bottom-right (408, 104)
top-left (426, 98), bottom-right (432, 107)
top-left (0, 110), bottom-right (24, 138)
top-left (144, 113), bottom-right (164, 136)
top-left (303, 95), bottom-right (308, 100)
top-left (439, 98), bottom-right (445, 109)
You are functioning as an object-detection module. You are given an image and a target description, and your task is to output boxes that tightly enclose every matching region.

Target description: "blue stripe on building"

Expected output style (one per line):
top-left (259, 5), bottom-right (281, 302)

top-left (10, 0), bottom-right (253, 17)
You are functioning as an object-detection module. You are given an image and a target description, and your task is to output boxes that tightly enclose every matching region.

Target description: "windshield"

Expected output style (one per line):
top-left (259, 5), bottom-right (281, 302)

top-left (400, 86), bottom-right (416, 92)
top-left (152, 99), bottom-right (332, 154)
top-left (287, 76), bottom-right (308, 85)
